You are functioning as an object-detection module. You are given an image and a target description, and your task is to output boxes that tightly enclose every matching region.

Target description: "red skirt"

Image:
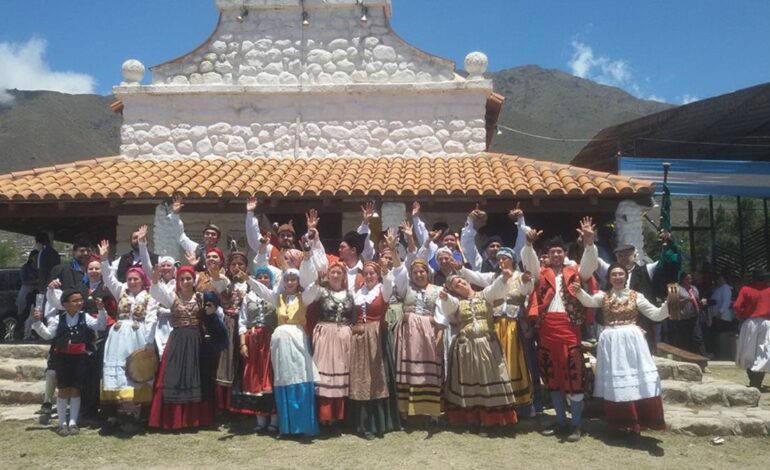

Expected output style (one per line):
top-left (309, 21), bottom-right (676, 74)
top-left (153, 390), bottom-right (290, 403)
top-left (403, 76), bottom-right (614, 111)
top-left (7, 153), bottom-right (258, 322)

top-left (215, 384), bottom-right (231, 411)
top-left (317, 396), bottom-right (345, 422)
top-left (537, 312), bottom-right (583, 394)
top-left (603, 397), bottom-right (665, 432)
top-left (242, 327), bottom-right (273, 394)
top-left (148, 335), bottom-right (215, 430)
top-left (445, 404), bottom-right (518, 426)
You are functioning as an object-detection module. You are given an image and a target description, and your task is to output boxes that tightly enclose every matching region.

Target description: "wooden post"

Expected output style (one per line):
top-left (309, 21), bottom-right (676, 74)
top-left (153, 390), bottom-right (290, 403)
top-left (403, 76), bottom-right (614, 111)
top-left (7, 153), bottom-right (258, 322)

top-left (688, 200), bottom-right (696, 272)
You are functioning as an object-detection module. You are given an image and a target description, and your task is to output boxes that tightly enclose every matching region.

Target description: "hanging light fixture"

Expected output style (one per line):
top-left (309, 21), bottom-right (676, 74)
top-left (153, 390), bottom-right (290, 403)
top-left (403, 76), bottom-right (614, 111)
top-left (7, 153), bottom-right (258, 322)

top-left (236, 8), bottom-right (248, 22)
top-left (301, 0), bottom-right (310, 26)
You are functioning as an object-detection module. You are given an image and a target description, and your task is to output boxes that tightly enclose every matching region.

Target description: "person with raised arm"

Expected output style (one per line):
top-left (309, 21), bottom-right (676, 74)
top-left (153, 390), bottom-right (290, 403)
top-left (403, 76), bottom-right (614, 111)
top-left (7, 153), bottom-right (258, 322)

top-left (347, 229), bottom-right (402, 440)
top-left (98, 239), bottom-right (157, 433)
top-left (392, 220), bottom-right (445, 424)
top-left (168, 195), bottom-right (222, 271)
top-left (234, 266), bottom-right (279, 432)
top-left (148, 264), bottom-right (227, 430)
top-left (570, 263), bottom-right (670, 437)
top-left (455, 245), bottom-right (536, 417)
top-left (137, 227), bottom-right (177, 357)
top-left (31, 290), bottom-right (107, 436)
top-left (246, 251), bottom-right (319, 438)
top-left (520, 217), bottom-right (599, 442)
top-left (439, 265), bottom-right (523, 435)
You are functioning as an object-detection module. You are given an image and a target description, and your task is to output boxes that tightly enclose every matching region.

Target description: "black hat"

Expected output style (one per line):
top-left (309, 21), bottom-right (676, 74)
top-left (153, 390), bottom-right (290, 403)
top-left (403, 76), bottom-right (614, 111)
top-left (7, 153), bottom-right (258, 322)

top-left (613, 244), bottom-right (635, 254)
top-left (341, 231), bottom-right (367, 254)
top-left (482, 235), bottom-right (503, 250)
top-left (546, 236), bottom-right (566, 250)
top-left (60, 288), bottom-right (83, 304)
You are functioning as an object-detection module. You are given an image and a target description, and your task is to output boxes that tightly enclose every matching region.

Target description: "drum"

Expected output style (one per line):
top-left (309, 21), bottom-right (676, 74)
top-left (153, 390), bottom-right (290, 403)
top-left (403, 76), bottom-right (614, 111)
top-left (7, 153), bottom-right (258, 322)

top-left (126, 347), bottom-right (159, 383)
top-left (666, 283), bottom-right (681, 320)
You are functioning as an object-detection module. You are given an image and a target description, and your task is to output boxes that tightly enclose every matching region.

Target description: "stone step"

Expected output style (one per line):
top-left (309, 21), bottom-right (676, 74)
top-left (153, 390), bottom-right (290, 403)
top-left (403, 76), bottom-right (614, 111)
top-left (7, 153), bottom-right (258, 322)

top-left (654, 357), bottom-right (703, 382)
top-left (0, 379), bottom-right (46, 405)
top-left (666, 405), bottom-right (770, 436)
top-left (662, 378), bottom-right (761, 408)
top-left (0, 343), bottom-right (49, 360)
top-left (0, 404), bottom-right (42, 422)
top-left (0, 358), bottom-right (48, 382)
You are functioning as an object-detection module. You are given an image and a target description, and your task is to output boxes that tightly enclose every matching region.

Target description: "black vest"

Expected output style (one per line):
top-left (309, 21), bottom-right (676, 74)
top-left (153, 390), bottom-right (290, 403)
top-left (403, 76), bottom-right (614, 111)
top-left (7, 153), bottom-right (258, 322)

top-left (53, 311), bottom-right (88, 354)
top-left (629, 264), bottom-right (658, 306)
top-left (116, 251), bottom-right (158, 282)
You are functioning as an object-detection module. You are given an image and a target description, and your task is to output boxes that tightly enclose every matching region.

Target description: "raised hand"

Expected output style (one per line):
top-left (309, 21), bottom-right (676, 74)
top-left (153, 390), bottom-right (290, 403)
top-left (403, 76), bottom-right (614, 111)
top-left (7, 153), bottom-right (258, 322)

top-left (94, 297), bottom-right (105, 311)
top-left (184, 251), bottom-right (200, 267)
top-left (521, 271), bottom-right (533, 284)
top-left (137, 225), bottom-right (148, 243)
top-left (246, 196), bottom-right (258, 213)
top-left (411, 201), bottom-right (421, 218)
top-left (48, 279), bottom-right (62, 289)
top-left (361, 201), bottom-right (375, 225)
top-left (570, 281), bottom-right (582, 293)
top-left (171, 195), bottom-right (184, 214)
top-left (439, 289), bottom-right (448, 300)
top-left (98, 239), bottom-right (110, 258)
top-left (152, 265), bottom-right (162, 283)
top-left (400, 220), bottom-right (414, 239)
top-left (508, 201), bottom-right (524, 220)
top-left (32, 307), bottom-right (43, 322)
top-left (577, 216), bottom-right (596, 246)
top-left (306, 208), bottom-right (320, 232)
top-left (525, 228), bottom-right (543, 246)
top-left (383, 227), bottom-right (397, 249)
top-left (449, 258), bottom-right (464, 272)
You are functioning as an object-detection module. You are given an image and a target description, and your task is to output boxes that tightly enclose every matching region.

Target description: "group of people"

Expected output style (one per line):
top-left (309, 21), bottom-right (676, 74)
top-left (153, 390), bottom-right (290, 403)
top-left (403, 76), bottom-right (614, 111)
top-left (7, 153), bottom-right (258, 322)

top-left (28, 196), bottom-right (770, 443)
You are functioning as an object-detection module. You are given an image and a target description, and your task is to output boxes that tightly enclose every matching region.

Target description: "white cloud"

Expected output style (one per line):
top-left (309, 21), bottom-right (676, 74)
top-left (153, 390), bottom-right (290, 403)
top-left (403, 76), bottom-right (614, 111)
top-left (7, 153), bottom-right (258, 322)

top-left (568, 40), bottom-right (632, 87)
top-left (0, 37), bottom-right (95, 105)
top-left (679, 94), bottom-right (699, 104)
top-left (647, 94), bottom-right (666, 103)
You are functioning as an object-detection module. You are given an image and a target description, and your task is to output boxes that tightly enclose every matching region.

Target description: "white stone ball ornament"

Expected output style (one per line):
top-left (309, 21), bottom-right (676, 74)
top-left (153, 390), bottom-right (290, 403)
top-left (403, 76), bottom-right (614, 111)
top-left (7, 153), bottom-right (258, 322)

top-left (122, 59), bottom-right (145, 85)
top-left (464, 52), bottom-right (488, 79)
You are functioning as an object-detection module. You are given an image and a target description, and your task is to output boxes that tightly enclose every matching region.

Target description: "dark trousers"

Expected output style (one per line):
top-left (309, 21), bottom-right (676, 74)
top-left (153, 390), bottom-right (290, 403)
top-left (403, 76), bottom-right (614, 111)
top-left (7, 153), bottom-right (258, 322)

top-left (747, 370), bottom-right (765, 389)
top-left (668, 317), bottom-right (707, 357)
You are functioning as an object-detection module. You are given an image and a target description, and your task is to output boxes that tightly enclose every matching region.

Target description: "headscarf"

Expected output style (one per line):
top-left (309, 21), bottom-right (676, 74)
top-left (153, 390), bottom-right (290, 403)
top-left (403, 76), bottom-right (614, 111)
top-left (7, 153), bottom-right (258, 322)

top-left (158, 255), bottom-right (175, 266)
top-left (176, 265), bottom-right (197, 292)
top-left (409, 258), bottom-right (433, 286)
top-left (361, 260), bottom-right (383, 283)
top-left (496, 247), bottom-right (516, 262)
top-left (435, 246), bottom-right (454, 259)
top-left (283, 249), bottom-right (303, 269)
top-left (279, 268), bottom-right (301, 293)
top-left (444, 274), bottom-right (461, 293)
top-left (206, 247), bottom-right (225, 264)
top-left (227, 251), bottom-right (249, 281)
top-left (126, 266), bottom-right (150, 290)
top-left (253, 267), bottom-right (275, 290)
top-left (324, 261), bottom-right (348, 292)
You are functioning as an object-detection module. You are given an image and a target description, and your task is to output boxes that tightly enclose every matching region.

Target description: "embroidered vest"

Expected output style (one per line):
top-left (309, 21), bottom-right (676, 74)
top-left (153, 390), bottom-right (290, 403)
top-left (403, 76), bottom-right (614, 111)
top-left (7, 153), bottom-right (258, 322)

top-left (403, 285), bottom-right (439, 316)
top-left (244, 296), bottom-right (278, 330)
top-left (318, 288), bottom-right (355, 324)
top-left (536, 265), bottom-right (594, 326)
top-left (602, 290), bottom-right (639, 327)
top-left (117, 291), bottom-right (149, 321)
top-left (171, 293), bottom-right (204, 328)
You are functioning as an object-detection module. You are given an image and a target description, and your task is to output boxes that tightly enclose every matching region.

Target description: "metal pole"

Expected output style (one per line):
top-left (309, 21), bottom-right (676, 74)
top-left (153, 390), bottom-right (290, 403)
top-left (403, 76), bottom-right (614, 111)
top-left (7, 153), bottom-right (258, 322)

top-left (709, 195), bottom-right (716, 272)
top-left (737, 196), bottom-right (745, 274)
top-left (688, 200), bottom-right (696, 273)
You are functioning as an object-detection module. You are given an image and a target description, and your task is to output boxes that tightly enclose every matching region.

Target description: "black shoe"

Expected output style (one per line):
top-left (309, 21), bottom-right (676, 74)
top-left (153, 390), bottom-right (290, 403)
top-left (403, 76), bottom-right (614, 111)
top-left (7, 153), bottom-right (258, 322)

top-left (363, 432), bottom-right (376, 440)
top-left (36, 402), bottom-right (52, 415)
top-left (540, 423), bottom-right (569, 436)
top-left (566, 427), bottom-right (581, 442)
top-left (68, 425), bottom-right (80, 436)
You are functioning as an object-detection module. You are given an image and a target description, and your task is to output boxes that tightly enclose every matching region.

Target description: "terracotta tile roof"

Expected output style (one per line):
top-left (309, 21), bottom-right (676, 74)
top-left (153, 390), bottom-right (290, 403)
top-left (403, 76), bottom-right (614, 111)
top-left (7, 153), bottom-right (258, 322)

top-left (0, 153), bottom-right (654, 202)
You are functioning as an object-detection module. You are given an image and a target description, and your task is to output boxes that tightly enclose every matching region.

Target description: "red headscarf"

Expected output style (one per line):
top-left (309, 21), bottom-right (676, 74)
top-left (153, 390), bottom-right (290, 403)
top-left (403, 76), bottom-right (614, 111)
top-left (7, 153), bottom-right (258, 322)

top-left (206, 247), bottom-right (225, 265)
top-left (126, 266), bottom-right (150, 290)
top-left (176, 265), bottom-right (197, 292)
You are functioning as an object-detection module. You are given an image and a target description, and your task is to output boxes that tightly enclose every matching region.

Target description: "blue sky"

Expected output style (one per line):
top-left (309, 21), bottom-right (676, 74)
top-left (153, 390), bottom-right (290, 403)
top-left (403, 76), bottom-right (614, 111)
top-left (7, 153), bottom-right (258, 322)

top-left (1, 0), bottom-right (769, 105)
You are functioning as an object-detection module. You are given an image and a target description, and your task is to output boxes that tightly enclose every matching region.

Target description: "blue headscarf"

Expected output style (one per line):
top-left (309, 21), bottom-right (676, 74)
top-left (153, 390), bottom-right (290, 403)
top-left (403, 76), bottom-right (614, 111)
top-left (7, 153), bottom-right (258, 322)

top-left (496, 247), bottom-right (517, 262)
top-left (253, 267), bottom-right (275, 289)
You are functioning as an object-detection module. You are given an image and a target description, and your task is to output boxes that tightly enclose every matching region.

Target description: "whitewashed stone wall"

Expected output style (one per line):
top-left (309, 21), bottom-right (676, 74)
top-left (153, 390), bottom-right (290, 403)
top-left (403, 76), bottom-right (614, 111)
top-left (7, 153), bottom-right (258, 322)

top-left (119, 91), bottom-right (488, 158)
top-left (615, 200), bottom-right (648, 262)
top-left (151, 4), bottom-right (454, 87)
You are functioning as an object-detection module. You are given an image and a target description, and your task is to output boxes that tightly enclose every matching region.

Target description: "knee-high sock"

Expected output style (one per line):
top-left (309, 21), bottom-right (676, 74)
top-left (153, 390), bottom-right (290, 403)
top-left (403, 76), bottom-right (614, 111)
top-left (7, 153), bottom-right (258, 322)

top-left (569, 395), bottom-right (583, 428)
top-left (550, 391), bottom-right (567, 426)
top-left (256, 415), bottom-right (268, 427)
top-left (45, 370), bottom-right (57, 405)
top-left (270, 414), bottom-right (278, 427)
top-left (56, 398), bottom-right (68, 427)
top-left (68, 397), bottom-right (81, 426)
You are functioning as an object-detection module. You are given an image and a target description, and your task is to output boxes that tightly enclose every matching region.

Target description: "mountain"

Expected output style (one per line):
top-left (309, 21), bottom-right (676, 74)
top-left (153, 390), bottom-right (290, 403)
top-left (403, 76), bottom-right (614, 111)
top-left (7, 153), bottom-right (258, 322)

top-left (0, 90), bottom-right (121, 174)
top-left (0, 65), bottom-right (673, 174)
top-left (489, 65), bottom-right (673, 162)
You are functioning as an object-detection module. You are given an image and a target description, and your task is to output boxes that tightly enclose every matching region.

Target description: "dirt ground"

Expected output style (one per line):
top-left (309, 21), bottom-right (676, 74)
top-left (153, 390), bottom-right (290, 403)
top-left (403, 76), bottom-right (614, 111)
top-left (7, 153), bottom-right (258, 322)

top-left (2, 364), bottom-right (769, 469)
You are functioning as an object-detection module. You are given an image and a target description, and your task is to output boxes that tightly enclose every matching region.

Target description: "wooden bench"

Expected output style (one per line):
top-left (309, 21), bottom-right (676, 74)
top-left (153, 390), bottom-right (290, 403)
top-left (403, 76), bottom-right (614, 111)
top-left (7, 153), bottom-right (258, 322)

top-left (656, 342), bottom-right (709, 370)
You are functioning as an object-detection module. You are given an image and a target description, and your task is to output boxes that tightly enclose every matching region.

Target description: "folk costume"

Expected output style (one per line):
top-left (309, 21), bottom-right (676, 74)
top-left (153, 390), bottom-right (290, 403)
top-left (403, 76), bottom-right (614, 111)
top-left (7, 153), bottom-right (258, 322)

top-left (575, 284), bottom-right (669, 432)
top-left (247, 260), bottom-right (320, 437)
top-left (348, 261), bottom-right (401, 437)
top-left (231, 267), bottom-right (278, 427)
top-left (439, 274), bottom-right (525, 427)
top-left (100, 261), bottom-right (156, 421)
top-left (392, 260), bottom-right (445, 418)
top-left (304, 263), bottom-right (356, 424)
top-left (148, 270), bottom-right (227, 430)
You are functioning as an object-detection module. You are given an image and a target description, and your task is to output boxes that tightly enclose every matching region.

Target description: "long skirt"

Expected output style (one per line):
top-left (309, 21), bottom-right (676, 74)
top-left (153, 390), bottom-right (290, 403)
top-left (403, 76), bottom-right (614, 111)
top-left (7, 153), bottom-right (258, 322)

top-left (349, 322), bottom-right (401, 435)
top-left (537, 312), bottom-right (583, 395)
top-left (214, 315), bottom-right (238, 410)
top-left (313, 322), bottom-right (352, 422)
top-left (603, 397), bottom-right (665, 432)
top-left (229, 326), bottom-right (275, 416)
top-left (494, 316), bottom-right (534, 416)
top-left (445, 330), bottom-right (518, 426)
top-left (736, 317), bottom-right (770, 372)
top-left (148, 327), bottom-right (215, 429)
top-left (101, 320), bottom-right (152, 413)
top-left (394, 312), bottom-right (443, 417)
top-left (271, 324), bottom-right (319, 436)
